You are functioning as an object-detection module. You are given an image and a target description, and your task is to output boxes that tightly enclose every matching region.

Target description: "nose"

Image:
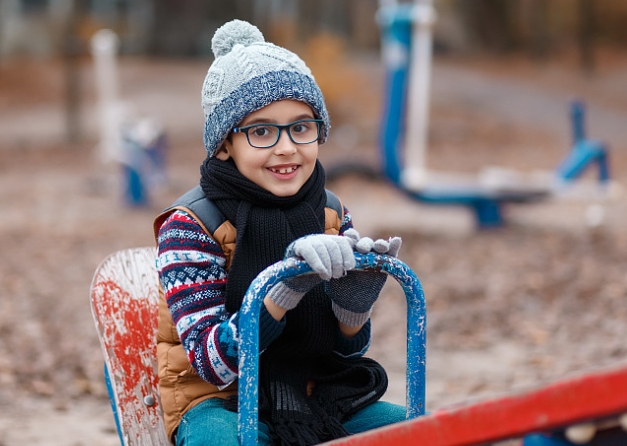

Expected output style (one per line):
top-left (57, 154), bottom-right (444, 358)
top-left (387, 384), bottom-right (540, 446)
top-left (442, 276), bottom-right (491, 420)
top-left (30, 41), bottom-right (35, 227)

top-left (272, 130), bottom-right (297, 155)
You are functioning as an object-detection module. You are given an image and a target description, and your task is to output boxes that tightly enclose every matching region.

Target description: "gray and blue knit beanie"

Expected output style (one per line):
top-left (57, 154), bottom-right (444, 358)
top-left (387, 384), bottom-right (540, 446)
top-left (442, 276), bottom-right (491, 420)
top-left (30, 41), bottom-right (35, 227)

top-left (202, 19), bottom-right (330, 157)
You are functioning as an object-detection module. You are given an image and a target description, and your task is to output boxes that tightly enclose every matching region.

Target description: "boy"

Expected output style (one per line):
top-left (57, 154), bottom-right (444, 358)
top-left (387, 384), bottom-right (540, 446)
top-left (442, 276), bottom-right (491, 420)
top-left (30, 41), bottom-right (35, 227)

top-left (155, 19), bottom-right (404, 446)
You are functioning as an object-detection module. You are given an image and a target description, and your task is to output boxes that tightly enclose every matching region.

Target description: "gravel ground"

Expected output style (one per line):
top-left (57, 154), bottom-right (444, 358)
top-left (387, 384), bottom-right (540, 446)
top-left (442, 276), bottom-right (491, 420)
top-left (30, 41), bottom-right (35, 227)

top-left (0, 49), bottom-right (626, 445)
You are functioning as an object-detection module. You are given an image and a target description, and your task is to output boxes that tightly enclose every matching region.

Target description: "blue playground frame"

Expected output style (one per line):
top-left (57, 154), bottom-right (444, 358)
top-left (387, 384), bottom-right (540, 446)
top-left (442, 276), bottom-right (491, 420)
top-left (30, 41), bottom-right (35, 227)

top-left (328, 3), bottom-right (611, 229)
top-left (237, 252), bottom-right (426, 446)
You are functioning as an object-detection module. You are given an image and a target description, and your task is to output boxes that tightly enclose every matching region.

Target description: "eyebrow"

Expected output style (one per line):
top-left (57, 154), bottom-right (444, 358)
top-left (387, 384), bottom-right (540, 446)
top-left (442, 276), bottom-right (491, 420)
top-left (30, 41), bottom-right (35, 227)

top-left (240, 113), bottom-right (315, 126)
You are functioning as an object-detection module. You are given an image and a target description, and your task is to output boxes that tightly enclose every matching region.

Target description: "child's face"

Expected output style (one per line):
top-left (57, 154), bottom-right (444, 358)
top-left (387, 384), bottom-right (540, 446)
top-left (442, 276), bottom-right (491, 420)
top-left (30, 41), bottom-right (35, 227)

top-left (218, 100), bottom-right (320, 197)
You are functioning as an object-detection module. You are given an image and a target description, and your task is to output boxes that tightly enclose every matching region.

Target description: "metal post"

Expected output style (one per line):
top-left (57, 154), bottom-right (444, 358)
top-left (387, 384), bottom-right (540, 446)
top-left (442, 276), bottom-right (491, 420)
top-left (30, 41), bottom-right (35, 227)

top-left (401, 0), bottom-right (436, 190)
top-left (90, 29), bottom-right (122, 163)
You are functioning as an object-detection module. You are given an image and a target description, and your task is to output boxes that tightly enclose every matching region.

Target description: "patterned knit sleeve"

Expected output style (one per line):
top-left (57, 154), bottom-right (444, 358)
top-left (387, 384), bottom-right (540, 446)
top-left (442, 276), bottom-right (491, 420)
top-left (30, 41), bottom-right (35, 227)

top-left (156, 210), bottom-right (285, 387)
top-left (338, 205), bottom-right (353, 236)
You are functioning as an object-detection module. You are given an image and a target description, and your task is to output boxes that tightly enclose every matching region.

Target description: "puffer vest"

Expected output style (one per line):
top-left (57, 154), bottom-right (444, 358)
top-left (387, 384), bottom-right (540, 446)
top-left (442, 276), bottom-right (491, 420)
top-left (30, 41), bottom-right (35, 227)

top-left (153, 186), bottom-right (344, 441)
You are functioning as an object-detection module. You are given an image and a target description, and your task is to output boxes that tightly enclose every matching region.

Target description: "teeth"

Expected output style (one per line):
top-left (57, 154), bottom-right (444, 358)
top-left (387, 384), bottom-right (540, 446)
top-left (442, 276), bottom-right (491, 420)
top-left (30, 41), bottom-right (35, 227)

top-left (271, 166), bottom-right (297, 174)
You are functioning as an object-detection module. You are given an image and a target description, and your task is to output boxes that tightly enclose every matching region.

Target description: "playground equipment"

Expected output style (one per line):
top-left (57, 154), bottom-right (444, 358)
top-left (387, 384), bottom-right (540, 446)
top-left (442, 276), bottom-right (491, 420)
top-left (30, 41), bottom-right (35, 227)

top-left (90, 29), bottom-right (167, 207)
top-left (120, 116), bottom-right (168, 206)
top-left (327, 363), bottom-right (627, 445)
top-left (90, 247), bottom-right (426, 445)
top-left (330, 0), bottom-right (616, 229)
top-left (238, 251), bottom-right (426, 444)
top-left (90, 29), bottom-right (124, 165)
top-left (90, 248), bottom-right (168, 445)
top-left (91, 246), bottom-right (627, 446)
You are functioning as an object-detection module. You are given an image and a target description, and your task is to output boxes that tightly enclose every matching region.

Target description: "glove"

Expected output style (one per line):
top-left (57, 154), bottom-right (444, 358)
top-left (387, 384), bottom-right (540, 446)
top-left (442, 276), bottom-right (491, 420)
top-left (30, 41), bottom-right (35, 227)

top-left (326, 229), bottom-right (402, 327)
top-left (284, 234), bottom-right (356, 281)
top-left (269, 234), bottom-right (356, 311)
top-left (343, 228), bottom-right (402, 256)
top-left (266, 274), bottom-right (324, 311)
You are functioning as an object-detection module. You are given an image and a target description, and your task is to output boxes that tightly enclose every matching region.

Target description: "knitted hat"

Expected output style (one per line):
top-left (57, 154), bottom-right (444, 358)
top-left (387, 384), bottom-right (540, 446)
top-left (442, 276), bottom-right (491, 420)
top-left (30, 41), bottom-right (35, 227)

top-left (202, 19), bottom-right (330, 157)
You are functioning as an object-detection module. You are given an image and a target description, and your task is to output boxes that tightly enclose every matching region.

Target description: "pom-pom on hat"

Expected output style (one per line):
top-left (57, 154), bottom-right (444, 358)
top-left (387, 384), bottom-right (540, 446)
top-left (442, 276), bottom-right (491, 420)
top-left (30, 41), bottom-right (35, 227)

top-left (201, 19), bottom-right (330, 157)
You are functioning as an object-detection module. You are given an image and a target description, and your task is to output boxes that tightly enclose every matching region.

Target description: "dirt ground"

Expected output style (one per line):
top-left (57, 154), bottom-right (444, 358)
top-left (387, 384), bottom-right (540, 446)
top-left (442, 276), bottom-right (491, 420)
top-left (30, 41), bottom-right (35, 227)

top-left (1, 46), bottom-right (627, 445)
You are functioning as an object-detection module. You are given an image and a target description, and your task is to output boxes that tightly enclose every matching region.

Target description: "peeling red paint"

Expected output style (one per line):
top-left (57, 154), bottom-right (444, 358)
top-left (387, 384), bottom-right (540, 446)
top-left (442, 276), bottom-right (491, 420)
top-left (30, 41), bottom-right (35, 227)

top-left (93, 279), bottom-right (159, 429)
top-left (90, 248), bottom-right (169, 444)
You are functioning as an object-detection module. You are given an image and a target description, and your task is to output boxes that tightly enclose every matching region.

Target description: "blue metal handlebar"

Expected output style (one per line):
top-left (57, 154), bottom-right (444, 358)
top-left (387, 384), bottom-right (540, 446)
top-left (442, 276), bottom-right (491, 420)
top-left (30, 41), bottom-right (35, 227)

top-left (237, 252), bottom-right (426, 445)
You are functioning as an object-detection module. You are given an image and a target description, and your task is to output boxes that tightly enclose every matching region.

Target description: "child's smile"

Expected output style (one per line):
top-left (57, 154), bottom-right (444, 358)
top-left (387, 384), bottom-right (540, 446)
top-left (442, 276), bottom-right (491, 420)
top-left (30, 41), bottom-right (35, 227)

top-left (268, 165), bottom-right (298, 175)
top-left (217, 99), bottom-right (320, 197)
top-left (268, 164), bottom-right (300, 179)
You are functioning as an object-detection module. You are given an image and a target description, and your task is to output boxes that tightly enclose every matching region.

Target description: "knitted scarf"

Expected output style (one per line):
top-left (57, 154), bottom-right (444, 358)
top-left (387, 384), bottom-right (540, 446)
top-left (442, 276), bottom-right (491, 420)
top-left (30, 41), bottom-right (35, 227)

top-left (200, 157), bottom-right (327, 313)
top-left (200, 157), bottom-right (388, 445)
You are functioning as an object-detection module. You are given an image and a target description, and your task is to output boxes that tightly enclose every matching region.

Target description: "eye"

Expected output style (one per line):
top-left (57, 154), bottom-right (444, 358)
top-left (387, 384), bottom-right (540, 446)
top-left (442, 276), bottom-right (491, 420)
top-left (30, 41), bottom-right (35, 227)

top-left (291, 121), bottom-right (311, 134)
top-left (250, 126), bottom-right (272, 137)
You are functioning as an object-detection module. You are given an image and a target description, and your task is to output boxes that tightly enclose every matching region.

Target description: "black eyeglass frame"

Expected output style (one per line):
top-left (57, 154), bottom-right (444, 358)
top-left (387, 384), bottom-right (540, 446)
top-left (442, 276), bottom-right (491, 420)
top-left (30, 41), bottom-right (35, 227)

top-left (231, 118), bottom-right (324, 149)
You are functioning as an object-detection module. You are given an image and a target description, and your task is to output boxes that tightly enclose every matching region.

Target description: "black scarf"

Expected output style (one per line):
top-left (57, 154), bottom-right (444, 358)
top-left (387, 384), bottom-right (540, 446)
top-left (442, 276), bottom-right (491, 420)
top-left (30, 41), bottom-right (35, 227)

top-left (200, 157), bottom-right (327, 314)
top-left (200, 157), bottom-right (388, 445)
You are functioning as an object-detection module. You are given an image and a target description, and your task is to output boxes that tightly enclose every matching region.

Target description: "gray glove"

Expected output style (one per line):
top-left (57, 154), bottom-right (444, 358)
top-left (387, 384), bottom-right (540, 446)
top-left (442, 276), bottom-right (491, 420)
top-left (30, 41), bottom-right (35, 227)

top-left (284, 234), bottom-right (356, 280)
top-left (269, 234), bottom-right (356, 311)
top-left (266, 274), bottom-right (324, 310)
top-left (344, 228), bottom-right (402, 256)
top-left (326, 229), bottom-right (402, 327)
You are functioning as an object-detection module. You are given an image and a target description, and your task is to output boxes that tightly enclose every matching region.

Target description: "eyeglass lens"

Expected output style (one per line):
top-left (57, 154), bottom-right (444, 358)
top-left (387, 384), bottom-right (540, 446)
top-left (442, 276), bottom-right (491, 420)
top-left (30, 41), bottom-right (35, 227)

top-left (247, 120), bottom-right (320, 148)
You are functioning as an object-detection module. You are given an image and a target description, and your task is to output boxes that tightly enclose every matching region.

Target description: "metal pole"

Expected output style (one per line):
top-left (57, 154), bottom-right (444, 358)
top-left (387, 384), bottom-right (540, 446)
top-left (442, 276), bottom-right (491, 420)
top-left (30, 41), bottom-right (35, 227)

top-left (401, 0), bottom-right (436, 190)
top-left (90, 29), bottom-right (122, 163)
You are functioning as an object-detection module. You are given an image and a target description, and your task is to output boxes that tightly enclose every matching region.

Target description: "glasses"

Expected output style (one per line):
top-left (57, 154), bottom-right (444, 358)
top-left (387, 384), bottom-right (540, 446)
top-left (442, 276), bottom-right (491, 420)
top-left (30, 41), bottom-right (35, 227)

top-left (232, 119), bottom-right (324, 149)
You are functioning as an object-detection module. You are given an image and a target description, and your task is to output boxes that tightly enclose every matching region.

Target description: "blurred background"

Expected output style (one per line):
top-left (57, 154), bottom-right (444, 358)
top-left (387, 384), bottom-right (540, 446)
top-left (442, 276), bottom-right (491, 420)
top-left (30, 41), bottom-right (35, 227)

top-left (1, 1), bottom-right (627, 444)
top-left (3, 0), bottom-right (627, 152)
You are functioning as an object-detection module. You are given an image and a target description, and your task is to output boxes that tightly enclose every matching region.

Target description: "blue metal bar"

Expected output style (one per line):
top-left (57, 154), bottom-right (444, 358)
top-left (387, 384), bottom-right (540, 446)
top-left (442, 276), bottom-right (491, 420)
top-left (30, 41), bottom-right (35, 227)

top-left (237, 252), bottom-right (426, 445)
top-left (104, 363), bottom-right (124, 446)
top-left (523, 433), bottom-right (575, 445)
top-left (557, 100), bottom-right (611, 184)
top-left (555, 139), bottom-right (609, 182)
top-left (570, 100), bottom-right (586, 144)
top-left (377, 4), bottom-right (414, 184)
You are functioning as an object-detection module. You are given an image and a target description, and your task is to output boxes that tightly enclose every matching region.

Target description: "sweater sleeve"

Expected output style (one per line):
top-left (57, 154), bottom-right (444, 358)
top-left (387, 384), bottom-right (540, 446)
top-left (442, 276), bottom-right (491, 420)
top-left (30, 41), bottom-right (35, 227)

top-left (338, 205), bottom-right (353, 236)
top-left (156, 210), bottom-right (285, 387)
top-left (334, 320), bottom-right (372, 357)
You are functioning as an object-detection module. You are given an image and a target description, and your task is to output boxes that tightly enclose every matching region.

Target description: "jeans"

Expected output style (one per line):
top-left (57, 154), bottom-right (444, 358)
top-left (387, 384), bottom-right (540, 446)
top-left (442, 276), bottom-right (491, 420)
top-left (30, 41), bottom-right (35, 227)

top-left (175, 397), bottom-right (406, 446)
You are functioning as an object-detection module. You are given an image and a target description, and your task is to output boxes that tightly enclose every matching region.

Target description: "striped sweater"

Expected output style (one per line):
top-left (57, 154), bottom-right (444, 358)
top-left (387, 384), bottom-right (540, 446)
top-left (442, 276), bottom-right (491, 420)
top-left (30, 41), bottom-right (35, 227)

top-left (156, 207), bottom-right (372, 387)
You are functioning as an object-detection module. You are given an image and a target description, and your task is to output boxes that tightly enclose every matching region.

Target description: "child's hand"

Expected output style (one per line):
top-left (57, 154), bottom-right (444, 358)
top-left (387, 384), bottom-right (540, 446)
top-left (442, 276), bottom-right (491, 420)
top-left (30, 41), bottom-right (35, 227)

top-left (285, 234), bottom-right (356, 281)
top-left (343, 229), bottom-right (402, 257)
top-left (325, 229), bottom-right (402, 327)
top-left (266, 274), bottom-right (323, 311)
top-left (325, 270), bottom-right (387, 327)
top-left (269, 232), bottom-right (355, 311)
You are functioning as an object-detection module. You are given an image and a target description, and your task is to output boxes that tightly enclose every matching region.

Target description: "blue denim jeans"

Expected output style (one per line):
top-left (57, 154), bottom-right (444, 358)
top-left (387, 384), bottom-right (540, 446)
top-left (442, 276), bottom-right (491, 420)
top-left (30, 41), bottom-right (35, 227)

top-left (175, 397), bottom-right (406, 446)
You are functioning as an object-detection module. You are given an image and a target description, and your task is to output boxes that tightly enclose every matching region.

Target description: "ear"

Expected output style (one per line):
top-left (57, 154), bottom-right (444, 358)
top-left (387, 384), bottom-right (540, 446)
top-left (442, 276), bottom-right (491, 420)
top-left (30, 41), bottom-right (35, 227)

top-left (215, 141), bottom-right (231, 161)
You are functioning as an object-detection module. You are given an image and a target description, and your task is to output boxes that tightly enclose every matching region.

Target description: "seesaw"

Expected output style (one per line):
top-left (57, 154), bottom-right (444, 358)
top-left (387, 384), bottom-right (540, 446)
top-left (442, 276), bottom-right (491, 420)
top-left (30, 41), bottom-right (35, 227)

top-left (91, 247), bottom-right (627, 445)
top-left (90, 248), bottom-right (426, 445)
top-left (325, 362), bottom-right (627, 445)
